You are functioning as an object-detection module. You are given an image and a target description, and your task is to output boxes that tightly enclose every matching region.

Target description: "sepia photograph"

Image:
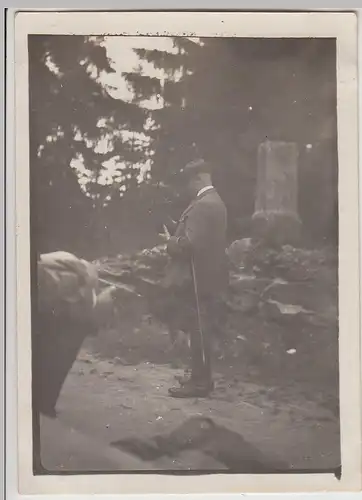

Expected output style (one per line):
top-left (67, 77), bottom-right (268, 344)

top-left (11, 10), bottom-right (360, 495)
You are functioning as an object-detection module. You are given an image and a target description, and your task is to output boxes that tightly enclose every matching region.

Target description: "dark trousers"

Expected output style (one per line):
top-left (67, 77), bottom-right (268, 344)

top-left (166, 286), bottom-right (224, 385)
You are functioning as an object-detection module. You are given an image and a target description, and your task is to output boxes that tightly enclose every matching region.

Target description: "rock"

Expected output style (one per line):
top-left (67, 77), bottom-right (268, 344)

top-left (227, 238), bottom-right (254, 267)
top-left (229, 277), bottom-right (271, 295)
top-left (263, 281), bottom-right (336, 319)
top-left (93, 243), bottom-right (338, 367)
top-left (261, 299), bottom-right (297, 318)
top-left (225, 291), bottom-right (260, 314)
top-left (269, 301), bottom-right (312, 315)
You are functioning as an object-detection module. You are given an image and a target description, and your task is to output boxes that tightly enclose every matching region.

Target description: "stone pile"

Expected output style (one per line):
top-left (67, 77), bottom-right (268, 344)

top-left (91, 240), bottom-right (338, 395)
top-left (94, 240), bottom-right (337, 338)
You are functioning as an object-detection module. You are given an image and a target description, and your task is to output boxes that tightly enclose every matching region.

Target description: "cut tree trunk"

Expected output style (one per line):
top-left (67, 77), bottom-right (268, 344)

top-left (252, 140), bottom-right (302, 246)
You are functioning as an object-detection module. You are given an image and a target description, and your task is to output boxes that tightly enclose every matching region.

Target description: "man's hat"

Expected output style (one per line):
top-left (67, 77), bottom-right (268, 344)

top-left (182, 158), bottom-right (211, 176)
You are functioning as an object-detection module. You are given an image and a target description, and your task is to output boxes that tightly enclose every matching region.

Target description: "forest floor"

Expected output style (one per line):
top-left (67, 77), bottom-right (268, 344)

top-left (52, 308), bottom-right (340, 472)
top-left (42, 244), bottom-right (341, 472)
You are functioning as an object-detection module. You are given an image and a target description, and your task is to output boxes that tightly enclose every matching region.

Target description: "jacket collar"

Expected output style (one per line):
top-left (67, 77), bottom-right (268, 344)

top-left (179, 187), bottom-right (216, 221)
top-left (196, 186), bottom-right (216, 200)
top-left (197, 185), bottom-right (214, 198)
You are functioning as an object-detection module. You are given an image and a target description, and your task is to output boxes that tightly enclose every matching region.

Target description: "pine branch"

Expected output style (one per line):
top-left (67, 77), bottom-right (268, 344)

top-left (122, 72), bottom-right (162, 102)
top-left (133, 48), bottom-right (184, 73)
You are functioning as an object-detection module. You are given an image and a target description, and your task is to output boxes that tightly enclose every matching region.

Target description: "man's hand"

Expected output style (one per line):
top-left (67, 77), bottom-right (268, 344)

top-left (167, 217), bottom-right (178, 232)
top-left (158, 224), bottom-right (171, 243)
top-left (167, 235), bottom-right (192, 257)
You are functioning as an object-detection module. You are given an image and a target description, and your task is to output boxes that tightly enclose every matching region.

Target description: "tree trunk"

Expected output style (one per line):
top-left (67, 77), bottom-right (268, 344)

top-left (252, 140), bottom-right (301, 246)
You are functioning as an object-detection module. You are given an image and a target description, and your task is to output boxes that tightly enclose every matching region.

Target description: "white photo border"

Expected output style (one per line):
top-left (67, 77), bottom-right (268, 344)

top-left (10, 9), bottom-right (361, 495)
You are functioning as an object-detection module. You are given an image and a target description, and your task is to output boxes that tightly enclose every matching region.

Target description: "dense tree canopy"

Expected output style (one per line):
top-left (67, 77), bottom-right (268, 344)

top-left (126, 37), bottom-right (337, 239)
top-left (29, 35), bottom-right (147, 253)
top-left (29, 35), bottom-right (337, 257)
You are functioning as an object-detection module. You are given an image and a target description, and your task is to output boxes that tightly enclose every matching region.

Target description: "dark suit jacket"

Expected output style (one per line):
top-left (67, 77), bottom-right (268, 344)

top-left (163, 188), bottom-right (228, 297)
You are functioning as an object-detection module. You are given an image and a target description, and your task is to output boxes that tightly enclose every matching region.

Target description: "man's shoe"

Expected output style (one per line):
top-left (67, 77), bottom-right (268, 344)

top-left (176, 375), bottom-right (214, 391)
top-left (174, 373), bottom-right (214, 391)
top-left (168, 383), bottom-right (213, 398)
top-left (174, 372), bottom-right (192, 385)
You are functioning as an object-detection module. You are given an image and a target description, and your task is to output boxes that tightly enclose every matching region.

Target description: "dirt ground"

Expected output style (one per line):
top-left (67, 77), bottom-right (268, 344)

top-left (45, 305), bottom-right (340, 473)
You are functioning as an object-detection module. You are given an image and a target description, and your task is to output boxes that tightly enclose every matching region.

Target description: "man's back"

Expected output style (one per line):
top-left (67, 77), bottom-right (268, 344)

top-left (170, 188), bottom-right (228, 296)
top-left (190, 189), bottom-right (228, 295)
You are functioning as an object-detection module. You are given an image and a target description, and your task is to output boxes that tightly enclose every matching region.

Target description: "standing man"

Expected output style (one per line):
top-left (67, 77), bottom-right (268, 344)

top-left (162, 159), bottom-right (228, 398)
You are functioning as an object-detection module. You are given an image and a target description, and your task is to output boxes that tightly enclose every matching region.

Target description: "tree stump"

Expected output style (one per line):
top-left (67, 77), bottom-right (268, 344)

top-left (252, 140), bottom-right (302, 246)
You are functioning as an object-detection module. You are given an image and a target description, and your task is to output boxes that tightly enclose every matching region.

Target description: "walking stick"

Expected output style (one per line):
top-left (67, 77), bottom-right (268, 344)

top-left (162, 224), bottom-right (207, 368)
top-left (190, 254), bottom-right (206, 367)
